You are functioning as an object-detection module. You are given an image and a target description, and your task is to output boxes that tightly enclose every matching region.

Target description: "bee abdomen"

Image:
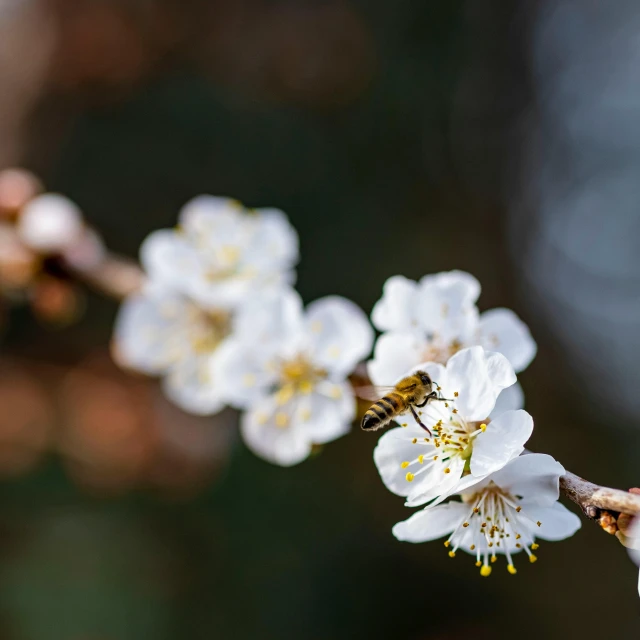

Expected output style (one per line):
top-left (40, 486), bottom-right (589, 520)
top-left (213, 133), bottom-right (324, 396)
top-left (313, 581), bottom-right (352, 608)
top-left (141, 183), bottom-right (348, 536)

top-left (361, 393), bottom-right (406, 431)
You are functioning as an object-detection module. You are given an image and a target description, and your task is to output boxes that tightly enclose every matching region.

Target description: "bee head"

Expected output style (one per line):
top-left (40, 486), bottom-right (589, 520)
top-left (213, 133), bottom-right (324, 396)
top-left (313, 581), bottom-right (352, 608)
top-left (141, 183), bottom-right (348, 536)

top-left (416, 371), bottom-right (432, 387)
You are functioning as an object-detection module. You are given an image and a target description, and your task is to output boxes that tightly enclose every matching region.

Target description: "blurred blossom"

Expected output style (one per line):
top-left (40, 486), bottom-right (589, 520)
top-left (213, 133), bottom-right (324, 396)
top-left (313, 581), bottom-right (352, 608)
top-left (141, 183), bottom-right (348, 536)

top-left (0, 168), bottom-right (42, 219)
top-left (114, 195), bottom-right (298, 415)
top-left (392, 454), bottom-right (581, 576)
top-left (215, 287), bottom-right (373, 466)
top-left (515, 0), bottom-right (640, 422)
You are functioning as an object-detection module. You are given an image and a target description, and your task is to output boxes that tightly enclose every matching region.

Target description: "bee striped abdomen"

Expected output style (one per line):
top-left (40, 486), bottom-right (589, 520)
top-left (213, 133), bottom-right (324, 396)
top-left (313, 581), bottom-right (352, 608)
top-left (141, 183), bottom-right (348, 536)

top-left (361, 392), bottom-right (406, 430)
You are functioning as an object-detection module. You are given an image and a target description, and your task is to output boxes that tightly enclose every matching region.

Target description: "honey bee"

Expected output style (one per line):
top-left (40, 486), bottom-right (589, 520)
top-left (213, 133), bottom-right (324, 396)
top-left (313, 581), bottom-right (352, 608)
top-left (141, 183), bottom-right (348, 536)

top-left (359, 370), bottom-right (449, 435)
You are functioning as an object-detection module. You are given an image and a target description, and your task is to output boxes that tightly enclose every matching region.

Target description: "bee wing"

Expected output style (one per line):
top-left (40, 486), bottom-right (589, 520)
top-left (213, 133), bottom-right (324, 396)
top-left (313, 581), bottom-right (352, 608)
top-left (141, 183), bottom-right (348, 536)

top-left (354, 385), bottom-right (397, 402)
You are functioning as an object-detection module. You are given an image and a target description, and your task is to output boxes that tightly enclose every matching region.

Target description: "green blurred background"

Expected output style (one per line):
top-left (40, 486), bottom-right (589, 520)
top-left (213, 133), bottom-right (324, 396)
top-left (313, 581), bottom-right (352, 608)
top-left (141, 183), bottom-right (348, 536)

top-left (1, 1), bottom-right (638, 638)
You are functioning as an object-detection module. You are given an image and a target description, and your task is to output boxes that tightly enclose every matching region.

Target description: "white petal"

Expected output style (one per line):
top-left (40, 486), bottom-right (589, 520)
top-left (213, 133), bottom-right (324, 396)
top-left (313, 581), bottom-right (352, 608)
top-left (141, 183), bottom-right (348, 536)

top-left (442, 347), bottom-right (516, 421)
top-left (479, 308), bottom-right (537, 373)
top-left (392, 502), bottom-right (468, 543)
top-left (371, 275), bottom-right (420, 332)
top-left (113, 291), bottom-right (185, 374)
top-left (178, 195), bottom-right (242, 236)
top-left (212, 339), bottom-right (276, 409)
top-left (416, 270), bottom-right (481, 339)
top-left (367, 332), bottom-right (424, 386)
top-left (373, 426), bottom-right (437, 498)
top-left (470, 410), bottom-right (533, 477)
top-left (490, 382), bottom-right (524, 419)
top-left (490, 453), bottom-right (565, 506)
top-left (403, 456), bottom-right (466, 507)
top-left (240, 396), bottom-right (311, 466)
top-left (162, 352), bottom-right (226, 415)
top-left (140, 229), bottom-right (202, 293)
top-left (305, 296), bottom-right (373, 376)
top-left (628, 517), bottom-right (640, 568)
top-left (245, 207), bottom-right (299, 271)
top-left (296, 380), bottom-right (355, 444)
top-left (233, 286), bottom-right (304, 348)
top-left (522, 502), bottom-right (581, 541)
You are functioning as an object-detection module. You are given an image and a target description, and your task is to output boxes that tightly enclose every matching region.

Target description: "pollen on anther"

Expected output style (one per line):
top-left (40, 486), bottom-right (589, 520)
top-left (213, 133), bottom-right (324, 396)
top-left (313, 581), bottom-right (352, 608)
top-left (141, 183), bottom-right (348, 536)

top-left (454, 391), bottom-right (459, 397)
top-left (470, 544), bottom-right (476, 551)
top-left (515, 534), bottom-right (521, 540)
top-left (516, 506), bottom-right (522, 512)
top-left (536, 521), bottom-right (542, 527)
top-left (452, 409), bottom-right (458, 414)
top-left (507, 564), bottom-right (517, 575)
top-left (401, 423), bottom-right (408, 427)
top-left (473, 508), bottom-right (479, 513)
top-left (444, 467), bottom-right (451, 474)
top-left (418, 455), bottom-right (424, 464)
top-left (462, 522), bottom-right (469, 528)
top-left (444, 403), bottom-right (449, 408)
top-left (412, 438), bottom-right (417, 444)
top-left (405, 472), bottom-right (414, 482)
top-left (531, 543), bottom-right (539, 550)
top-left (401, 461), bottom-right (410, 469)
top-left (480, 565), bottom-right (492, 577)
top-left (475, 560), bottom-right (481, 567)
top-left (529, 554), bottom-right (538, 563)
top-left (479, 423), bottom-right (487, 432)
top-left (448, 551), bottom-right (456, 558)
top-left (491, 555), bottom-right (497, 564)
top-left (444, 541), bottom-right (450, 548)
top-left (432, 455), bottom-right (438, 461)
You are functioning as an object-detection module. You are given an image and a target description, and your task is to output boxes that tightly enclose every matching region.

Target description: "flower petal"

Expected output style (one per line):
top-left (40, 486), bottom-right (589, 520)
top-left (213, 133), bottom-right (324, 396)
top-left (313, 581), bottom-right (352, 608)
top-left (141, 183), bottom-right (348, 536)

top-left (212, 339), bottom-right (276, 409)
top-left (373, 426), bottom-right (438, 498)
top-left (240, 395), bottom-right (311, 466)
top-left (371, 275), bottom-right (420, 332)
top-left (417, 270), bottom-right (481, 339)
top-left (479, 308), bottom-right (537, 373)
top-left (296, 380), bottom-right (355, 444)
top-left (490, 382), bottom-right (524, 419)
top-left (470, 410), bottom-right (533, 477)
top-left (113, 290), bottom-right (185, 375)
top-left (392, 502), bottom-right (468, 543)
top-left (490, 453), bottom-right (565, 506)
top-left (521, 502), bottom-right (581, 541)
top-left (403, 456), bottom-right (466, 507)
top-left (442, 347), bottom-right (516, 421)
top-left (140, 229), bottom-right (203, 295)
top-left (367, 332), bottom-right (425, 386)
top-left (162, 352), bottom-right (226, 415)
top-left (178, 195), bottom-right (242, 236)
top-left (305, 296), bottom-right (373, 376)
top-left (244, 207), bottom-right (299, 272)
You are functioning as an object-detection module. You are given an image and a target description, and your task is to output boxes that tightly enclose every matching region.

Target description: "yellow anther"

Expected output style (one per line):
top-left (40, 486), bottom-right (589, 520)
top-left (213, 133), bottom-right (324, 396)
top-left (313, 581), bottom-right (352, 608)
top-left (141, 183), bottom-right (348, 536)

top-left (401, 461), bottom-right (410, 469)
top-left (481, 522), bottom-right (487, 528)
top-left (515, 544), bottom-right (522, 549)
top-left (275, 385), bottom-right (295, 406)
top-left (444, 467), bottom-right (451, 474)
top-left (475, 560), bottom-right (482, 567)
top-left (488, 542), bottom-right (493, 548)
top-left (462, 522), bottom-right (469, 528)
top-left (256, 412), bottom-right (269, 425)
top-left (470, 544), bottom-right (476, 551)
top-left (299, 380), bottom-right (314, 395)
top-left (507, 564), bottom-right (517, 575)
top-left (516, 506), bottom-right (522, 512)
top-left (473, 508), bottom-right (479, 513)
top-left (491, 555), bottom-right (497, 563)
top-left (424, 438), bottom-right (429, 442)
top-left (479, 423), bottom-right (487, 432)
top-left (444, 541), bottom-right (450, 548)
top-left (432, 455), bottom-right (438, 461)
top-left (531, 543), bottom-right (539, 550)
top-left (405, 472), bottom-right (414, 482)
top-left (418, 455), bottom-right (424, 464)
top-left (401, 423), bottom-right (407, 427)
top-left (536, 521), bottom-right (542, 527)
top-left (243, 373), bottom-right (256, 387)
top-left (452, 408), bottom-right (458, 414)
top-left (515, 534), bottom-right (521, 540)
top-left (480, 565), bottom-right (492, 577)
top-left (529, 554), bottom-right (538, 563)
top-left (448, 551), bottom-right (456, 558)
top-left (436, 386), bottom-right (441, 391)
top-left (412, 438), bottom-right (417, 444)
top-left (275, 412), bottom-right (290, 428)
top-left (444, 403), bottom-right (449, 408)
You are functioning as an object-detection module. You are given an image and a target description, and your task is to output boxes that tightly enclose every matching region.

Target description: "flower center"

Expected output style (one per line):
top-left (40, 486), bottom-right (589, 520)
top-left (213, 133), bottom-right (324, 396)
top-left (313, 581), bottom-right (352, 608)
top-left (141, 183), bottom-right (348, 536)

top-left (400, 395), bottom-right (487, 482)
top-left (420, 336), bottom-right (464, 365)
top-left (188, 308), bottom-right (232, 354)
top-left (443, 482), bottom-right (542, 576)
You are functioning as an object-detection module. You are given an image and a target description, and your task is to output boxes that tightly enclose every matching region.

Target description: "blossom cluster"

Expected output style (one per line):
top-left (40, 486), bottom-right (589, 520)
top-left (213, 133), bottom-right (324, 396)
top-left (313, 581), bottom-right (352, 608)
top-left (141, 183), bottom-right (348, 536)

top-left (114, 196), bottom-right (373, 465)
top-left (368, 272), bottom-right (581, 575)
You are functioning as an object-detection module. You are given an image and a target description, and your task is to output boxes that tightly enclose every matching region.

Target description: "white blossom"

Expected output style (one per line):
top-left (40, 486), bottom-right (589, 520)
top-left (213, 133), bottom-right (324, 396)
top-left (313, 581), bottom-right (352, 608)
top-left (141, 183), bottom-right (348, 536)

top-left (374, 347), bottom-right (531, 506)
top-left (140, 195), bottom-right (298, 310)
top-left (393, 453), bottom-right (581, 576)
top-left (625, 516), bottom-right (640, 596)
top-left (368, 271), bottom-right (537, 388)
top-left (214, 287), bottom-right (373, 466)
top-left (113, 285), bottom-right (231, 415)
top-left (17, 193), bottom-right (84, 253)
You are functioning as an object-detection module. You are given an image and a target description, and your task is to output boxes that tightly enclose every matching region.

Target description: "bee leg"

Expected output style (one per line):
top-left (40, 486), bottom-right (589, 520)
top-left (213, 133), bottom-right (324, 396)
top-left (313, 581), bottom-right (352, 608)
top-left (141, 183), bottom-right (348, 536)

top-left (415, 391), bottom-right (452, 407)
top-left (409, 404), bottom-right (432, 435)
